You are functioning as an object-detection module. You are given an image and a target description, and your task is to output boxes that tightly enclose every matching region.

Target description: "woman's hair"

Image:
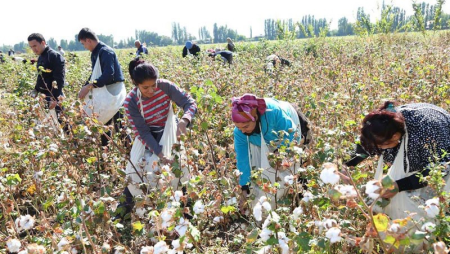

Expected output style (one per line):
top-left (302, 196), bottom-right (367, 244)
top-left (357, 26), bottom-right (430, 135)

top-left (128, 58), bottom-right (159, 85)
top-left (360, 101), bottom-right (406, 154)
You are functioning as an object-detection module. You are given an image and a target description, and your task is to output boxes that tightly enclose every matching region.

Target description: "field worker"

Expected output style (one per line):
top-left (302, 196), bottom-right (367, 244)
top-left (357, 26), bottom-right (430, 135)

top-left (182, 41), bottom-right (201, 58)
top-left (77, 27), bottom-right (127, 148)
top-left (264, 54), bottom-right (291, 74)
top-left (135, 40), bottom-right (148, 56)
top-left (232, 94), bottom-right (311, 211)
top-left (27, 33), bottom-right (66, 121)
top-left (114, 58), bottom-right (197, 219)
top-left (0, 51), bottom-right (5, 63)
top-left (226, 37), bottom-right (235, 52)
top-left (8, 49), bottom-right (15, 56)
top-left (345, 102), bottom-right (450, 219)
top-left (57, 46), bottom-right (65, 56)
top-left (208, 50), bottom-right (233, 66)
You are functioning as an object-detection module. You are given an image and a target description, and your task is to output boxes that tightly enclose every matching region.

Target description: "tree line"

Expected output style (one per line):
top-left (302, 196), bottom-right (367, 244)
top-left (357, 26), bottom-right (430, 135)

top-left (2, 1), bottom-right (449, 53)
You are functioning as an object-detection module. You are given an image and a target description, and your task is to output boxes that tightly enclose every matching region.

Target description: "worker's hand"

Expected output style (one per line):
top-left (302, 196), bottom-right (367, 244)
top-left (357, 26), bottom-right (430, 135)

top-left (176, 118), bottom-right (189, 139)
top-left (78, 83), bottom-right (93, 100)
top-left (48, 101), bottom-right (57, 110)
top-left (158, 152), bottom-right (173, 164)
top-left (239, 189), bottom-right (249, 214)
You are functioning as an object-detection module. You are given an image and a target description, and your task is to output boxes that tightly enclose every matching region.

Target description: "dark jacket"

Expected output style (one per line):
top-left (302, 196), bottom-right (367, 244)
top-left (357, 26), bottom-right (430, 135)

top-left (87, 41), bottom-right (124, 87)
top-left (182, 44), bottom-right (201, 58)
top-left (136, 45), bottom-right (148, 56)
top-left (36, 46), bottom-right (65, 102)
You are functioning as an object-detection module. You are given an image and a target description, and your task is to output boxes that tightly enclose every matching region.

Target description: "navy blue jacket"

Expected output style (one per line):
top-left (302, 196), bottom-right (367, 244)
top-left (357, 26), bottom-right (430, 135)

top-left (182, 44), bottom-right (201, 58)
top-left (87, 41), bottom-right (124, 87)
top-left (136, 45), bottom-right (148, 56)
top-left (36, 46), bottom-right (65, 102)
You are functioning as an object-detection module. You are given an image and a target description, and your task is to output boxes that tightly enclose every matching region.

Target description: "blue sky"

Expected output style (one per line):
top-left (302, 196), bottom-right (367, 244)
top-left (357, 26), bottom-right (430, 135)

top-left (1, 0), bottom-right (447, 45)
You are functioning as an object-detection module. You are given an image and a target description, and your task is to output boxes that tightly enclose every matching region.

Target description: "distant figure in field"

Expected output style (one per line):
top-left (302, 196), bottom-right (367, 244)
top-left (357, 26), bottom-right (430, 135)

top-left (182, 41), bottom-right (201, 58)
top-left (57, 46), bottom-right (65, 56)
top-left (226, 37), bottom-right (235, 52)
top-left (208, 50), bottom-right (233, 66)
top-left (8, 49), bottom-right (15, 56)
top-left (135, 40), bottom-right (148, 56)
top-left (265, 54), bottom-right (291, 74)
top-left (0, 51), bottom-right (4, 63)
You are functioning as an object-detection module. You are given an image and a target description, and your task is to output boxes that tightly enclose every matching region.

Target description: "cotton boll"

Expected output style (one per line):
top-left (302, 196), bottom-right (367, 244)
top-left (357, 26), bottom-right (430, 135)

top-left (58, 237), bottom-right (70, 250)
top-left (253, 203), bottom-right (263, 221)
top-left (421, 222), bottom-right (436, 233)
top-left (213, 216), bottom-right (224, 223)
top-left (154, 241), bottom-right (169, 254)
top-left (323, 219), bottom-right (337, 229)
top-left (425, 204), bottom-right (440, 218)
top-left (325, 227), bottom-right (342, 243)
top-left (226, 197), bottom-right (237, 206)
top-left (284, 175), bottom-right (294, 185)
top-left (6, 238), bottom-right (21, 253)
top-left (136, 208), bottom-right (147, 219)
top-left (175, 218), bottom-right (189, 237)
top-left (292, 206), bottom-right (303, 220)
top-left (365, 180), bottom-right (381, 199)
top-left (233, 169), bottom-right (242, 177)
top-left (426, 198), bottom-right (439, 206)
top-left (336, 185), bottom-right (357, 198)
top-left (388, 223), bottom-right (401, 233)
top-left (302, 191), bottom-right (314, 203)
top-left (259, 228), bottom-right (273, 241)
top-left (15, 215), bottom-right (35, 232)
top-left (262, 201), bottom-right (272, 212)
top-left (277, 232), bottom-right (290, 254)
top-left (193, 200), bottom-right (205, 214)
top-left (320, 164), bottom-right (340, 185)
top-left (140, 246), bottom-right (154, 254)
top-left (161, 209), bottom-right (174, 228)
top-left (173, 191), bottom-right (183, 202)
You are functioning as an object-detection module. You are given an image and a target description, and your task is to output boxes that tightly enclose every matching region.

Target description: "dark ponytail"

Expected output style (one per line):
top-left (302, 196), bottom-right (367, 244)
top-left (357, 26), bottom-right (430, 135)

top-left (360, 101), bottom-right (405, 154)
top-left (128, 58), bottom-right (159, 85)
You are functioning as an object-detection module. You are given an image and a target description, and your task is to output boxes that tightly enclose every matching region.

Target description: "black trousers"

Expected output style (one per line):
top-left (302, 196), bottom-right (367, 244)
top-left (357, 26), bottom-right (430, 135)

top-left (101, 110), bottom-right (125, 147)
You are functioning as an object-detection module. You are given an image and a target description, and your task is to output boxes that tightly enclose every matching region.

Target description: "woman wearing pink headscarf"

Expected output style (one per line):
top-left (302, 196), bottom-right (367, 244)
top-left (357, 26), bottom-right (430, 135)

top-left (231, 94), bottom-right (311, 209)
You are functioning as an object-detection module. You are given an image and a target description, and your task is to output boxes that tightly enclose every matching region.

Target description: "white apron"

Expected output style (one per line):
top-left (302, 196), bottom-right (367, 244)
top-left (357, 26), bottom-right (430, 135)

top-left (249, 103), bottom-right (302, 207)
top-left (126, 90), bottom-right (189, 196)
top-left (83, 56), bottom-right (126, 124)
top-left (375, 132), bottom-right (450, 220)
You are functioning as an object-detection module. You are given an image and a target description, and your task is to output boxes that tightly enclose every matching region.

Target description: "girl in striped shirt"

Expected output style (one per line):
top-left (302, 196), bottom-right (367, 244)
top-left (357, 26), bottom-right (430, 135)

top-left (124, 59), bottom-right (197, 163)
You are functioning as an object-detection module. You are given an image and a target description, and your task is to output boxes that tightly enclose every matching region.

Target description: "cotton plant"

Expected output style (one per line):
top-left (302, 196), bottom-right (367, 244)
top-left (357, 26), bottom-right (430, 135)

top-left (57, 237), bottom-right (70, 251)
top-left (15, 214), bottom-right (35, 232)
top-left (253, 196), bottom-right (272, 221)
top-left (424, 197), bottom-right (440, 218)
top-left (6, 238), bottom-right (21, 253)
top-left (320, 162), bottom-right (340, 185)
top-left (325, 227), bottom-right (342, 243)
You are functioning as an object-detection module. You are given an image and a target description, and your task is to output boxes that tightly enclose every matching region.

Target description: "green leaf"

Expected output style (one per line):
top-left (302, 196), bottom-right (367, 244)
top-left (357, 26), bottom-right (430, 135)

top-left (381, 175), bottom-right (395, 190)
top-left (411, 231), bottom-right (427, 240)
top-left (6, 173), bottom-right (22, 186)
top-left (328, 188), bottom-right (342, 202)
top-left (132, 221), bottom-right (144, 232)
top-left (201, 122), bottom-right (208, 131)
top-left (296, 232), bottom-right (312, 251)
top-left (93, 201), bottom-right (105, 215)
top-left (266, 236), bottom-right (278, 245)
top-left (246, 228), bottom-right (258, 244)
top-left (189, 224), bottom-right (201, 241)
top-left (86, 157), bottom-right (97, 164)
top-left (220, 205), bottom-right (236, 214)
top-left (373, 213), bottom-right (389, 232)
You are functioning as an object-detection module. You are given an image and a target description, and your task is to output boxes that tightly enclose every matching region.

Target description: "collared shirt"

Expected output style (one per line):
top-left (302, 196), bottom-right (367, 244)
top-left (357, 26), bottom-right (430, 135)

top-left (136, 45), bottom-right (148, 56)
top-left (87, 41), bottom-right (124, 87)
top-left (36, 46), bottom-right (65, 102)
